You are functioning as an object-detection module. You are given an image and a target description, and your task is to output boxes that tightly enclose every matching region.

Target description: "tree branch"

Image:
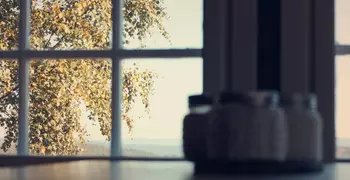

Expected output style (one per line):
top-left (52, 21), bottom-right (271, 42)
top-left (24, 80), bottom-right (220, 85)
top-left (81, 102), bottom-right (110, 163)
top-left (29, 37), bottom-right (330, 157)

top-left (0, 85), bottom-right (19, 101)
top-left (49, 34), bottom-right (67, 50)
top-left (43, 30), bottom-right (55, 49)
top-left (47, 3), bottom-right (95, 50)
top-left (0, 61), bottom-right (60, 103)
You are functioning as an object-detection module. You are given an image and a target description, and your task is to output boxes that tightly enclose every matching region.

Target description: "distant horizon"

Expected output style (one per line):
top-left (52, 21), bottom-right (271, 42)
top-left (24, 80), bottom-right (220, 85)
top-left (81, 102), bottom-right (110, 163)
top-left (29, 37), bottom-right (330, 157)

top-left (88, 138), bottom-right (182, 144)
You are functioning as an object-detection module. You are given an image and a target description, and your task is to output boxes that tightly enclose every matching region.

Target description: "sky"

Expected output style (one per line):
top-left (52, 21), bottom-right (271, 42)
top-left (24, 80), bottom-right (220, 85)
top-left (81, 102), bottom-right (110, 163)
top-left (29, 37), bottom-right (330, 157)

top-left (120, 0), bottom-right (203, 140)
top-left (335, 0), bottom-right (350, 139)
top-left (120, 0), bottom-right (203, 141)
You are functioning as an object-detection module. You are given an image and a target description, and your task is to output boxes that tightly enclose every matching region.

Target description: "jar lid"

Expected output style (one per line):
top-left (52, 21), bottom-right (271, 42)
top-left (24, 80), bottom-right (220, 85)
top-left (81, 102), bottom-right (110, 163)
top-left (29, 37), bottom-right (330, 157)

top-left (218, 91), bottom-right (248, 105)
top-left (247, 91), bottom-right (279, 107)
top-left (280, 93), bottom-right (317, 109)
top-left (188, 94), bottom-right (213, 107)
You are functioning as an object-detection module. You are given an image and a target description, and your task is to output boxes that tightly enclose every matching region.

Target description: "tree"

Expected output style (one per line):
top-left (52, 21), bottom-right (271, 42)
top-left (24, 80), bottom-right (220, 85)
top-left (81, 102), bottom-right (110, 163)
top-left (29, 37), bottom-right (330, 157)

top-left (0, 0), bottom-right (169, 155)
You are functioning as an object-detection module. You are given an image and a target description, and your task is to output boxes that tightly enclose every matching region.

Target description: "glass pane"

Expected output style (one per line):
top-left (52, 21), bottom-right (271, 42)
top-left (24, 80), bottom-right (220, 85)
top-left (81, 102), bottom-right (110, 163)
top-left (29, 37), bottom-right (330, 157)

top-left (29, 0), bottom-right (203, 50)
top-left (29, 58), bottom-right (111, 156)
top-left (30, 1), bottom-right (111, 50)
top-left (123, 0), bottom-right (203, 49)
top-left (336, 55), bottom-right (350, 158)
top-left (336, 0), bottom-right (350, 44)
top-left (0, 1), bottom-right (19, 50)
top-left (121, 58), bottom-right (202, 157)
top-left (0, 59), bottom-right (18, 155)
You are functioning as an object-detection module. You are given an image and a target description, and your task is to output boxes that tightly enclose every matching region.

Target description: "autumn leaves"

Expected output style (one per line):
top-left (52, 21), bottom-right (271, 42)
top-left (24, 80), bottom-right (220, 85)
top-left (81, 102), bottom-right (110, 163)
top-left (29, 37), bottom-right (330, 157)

top-left (0, 0), bottom-right (168, 155)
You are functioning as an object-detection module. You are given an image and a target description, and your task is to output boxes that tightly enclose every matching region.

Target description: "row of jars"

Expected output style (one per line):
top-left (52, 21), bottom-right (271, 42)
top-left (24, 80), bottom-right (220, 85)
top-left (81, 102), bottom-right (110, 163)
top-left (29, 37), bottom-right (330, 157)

top-left (182, 91), bottom-right (323, 163)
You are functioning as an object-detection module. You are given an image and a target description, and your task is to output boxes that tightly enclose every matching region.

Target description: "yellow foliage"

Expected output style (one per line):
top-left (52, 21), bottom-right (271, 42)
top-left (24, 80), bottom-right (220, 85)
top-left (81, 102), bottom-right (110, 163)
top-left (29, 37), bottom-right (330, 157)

top-left (41, 146), bottom-right (46, 154)
top-left (0, 0), bottom-right (167, 156)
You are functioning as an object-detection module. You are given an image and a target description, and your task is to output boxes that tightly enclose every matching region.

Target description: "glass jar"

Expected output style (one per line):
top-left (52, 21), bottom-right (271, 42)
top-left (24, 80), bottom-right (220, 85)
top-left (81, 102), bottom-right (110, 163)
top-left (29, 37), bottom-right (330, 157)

top-left (246, 91), bottom-right (287, 161)
top-left (207, 92), bottom-right (248, 161)
top-left (281, 93), bottom-right (323, 162)
top-left (182, 94), bottom-right (213, 161)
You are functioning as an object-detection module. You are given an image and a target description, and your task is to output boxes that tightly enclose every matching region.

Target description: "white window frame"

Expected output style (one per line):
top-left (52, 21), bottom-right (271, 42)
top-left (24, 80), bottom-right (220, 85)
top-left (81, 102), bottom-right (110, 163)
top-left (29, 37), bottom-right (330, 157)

top-left (0, 0), bottom-right (259, 158)
top-left (281, 0), bottom-right (336, 162)
top-left (0, 0), bottom-right (249, 157)
top-left (0, 0), bottom-right (202, 157)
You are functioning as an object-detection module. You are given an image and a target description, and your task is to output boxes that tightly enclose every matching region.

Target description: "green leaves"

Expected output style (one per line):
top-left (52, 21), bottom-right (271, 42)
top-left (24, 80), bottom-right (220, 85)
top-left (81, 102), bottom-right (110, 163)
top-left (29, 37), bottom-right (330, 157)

top-left (0, 0), bottom-right (167, 156)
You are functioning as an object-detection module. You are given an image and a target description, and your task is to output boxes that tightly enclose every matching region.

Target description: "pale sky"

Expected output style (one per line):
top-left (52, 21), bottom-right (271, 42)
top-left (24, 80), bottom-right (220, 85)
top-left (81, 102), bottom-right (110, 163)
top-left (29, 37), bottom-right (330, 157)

top-left (335, 0), bottom-right (350, 139)
top-left (120, 0), bottom-right (203, 140)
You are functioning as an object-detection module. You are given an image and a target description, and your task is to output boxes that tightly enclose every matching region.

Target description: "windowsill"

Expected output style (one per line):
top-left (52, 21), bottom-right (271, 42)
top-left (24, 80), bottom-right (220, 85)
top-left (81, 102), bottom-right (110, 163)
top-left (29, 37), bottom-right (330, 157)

top-left (0, 159), bottom-right (349, 179)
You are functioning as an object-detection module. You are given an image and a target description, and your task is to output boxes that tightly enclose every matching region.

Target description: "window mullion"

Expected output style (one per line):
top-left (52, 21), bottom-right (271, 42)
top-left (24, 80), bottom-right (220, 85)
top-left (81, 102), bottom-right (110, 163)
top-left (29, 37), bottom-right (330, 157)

top-left (336, 45), bottom-right (350, 55)
top-left (0, 49), bottom-right (202, 59)
top-left (17, 0), bottom-right (31, 156)
top-left (111, 0), bottom-right (123, 157)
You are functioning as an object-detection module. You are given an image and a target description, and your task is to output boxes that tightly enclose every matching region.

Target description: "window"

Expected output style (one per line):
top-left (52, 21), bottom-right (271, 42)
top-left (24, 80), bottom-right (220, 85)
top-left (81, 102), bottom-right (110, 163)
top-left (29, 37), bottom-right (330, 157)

top-left (120, 58), bottom-right (202, 157)
top-left (0, 0), bottom-right (204, 157)
top-left (0, 0), bottom-right (260, 158)
top-left (3, 0), bottom-right (257, 157)
top-left (3, 0), bottom-right (336, 160)
top-left (335, 0), bottom-right (350, 159)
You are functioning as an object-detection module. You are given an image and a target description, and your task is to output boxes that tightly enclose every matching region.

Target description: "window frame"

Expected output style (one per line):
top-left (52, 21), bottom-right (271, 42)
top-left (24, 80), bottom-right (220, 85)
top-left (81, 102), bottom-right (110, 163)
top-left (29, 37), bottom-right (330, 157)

top-left (336, 45), bottom-right (350, 55)
top-left (1, 0), bottom-right (260, 158)
top-left (0, 0), bottom-right (223, 157)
